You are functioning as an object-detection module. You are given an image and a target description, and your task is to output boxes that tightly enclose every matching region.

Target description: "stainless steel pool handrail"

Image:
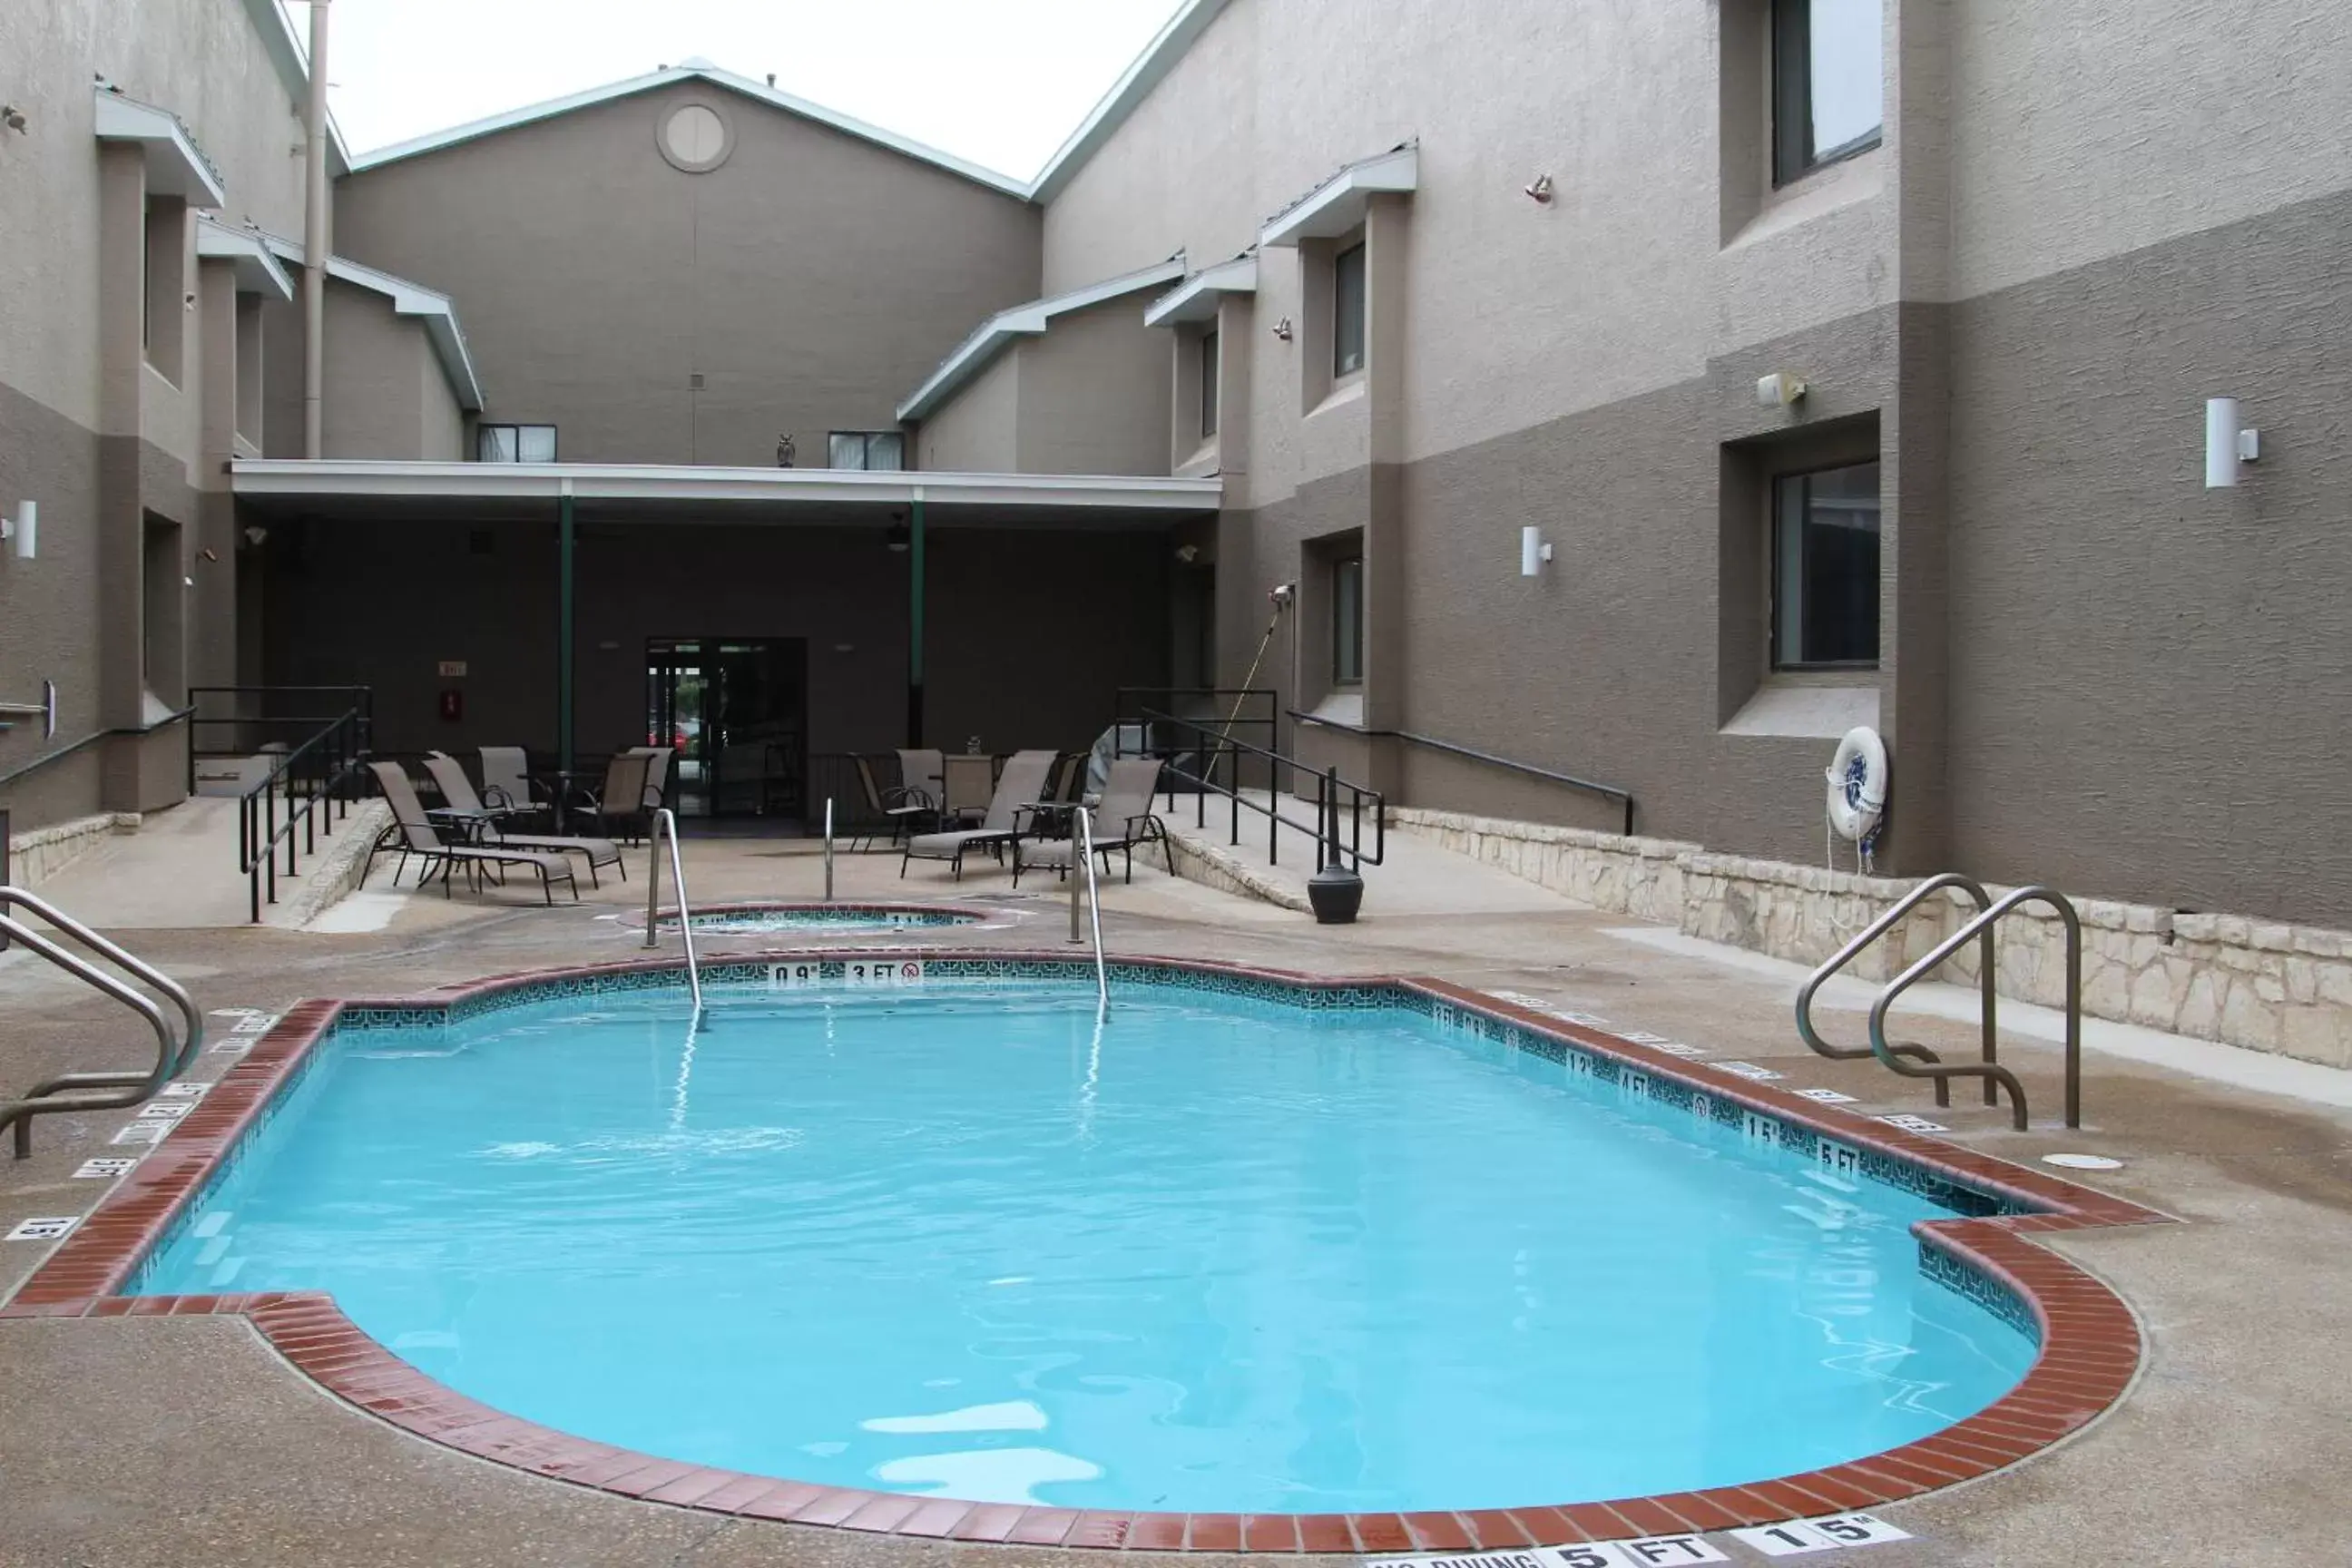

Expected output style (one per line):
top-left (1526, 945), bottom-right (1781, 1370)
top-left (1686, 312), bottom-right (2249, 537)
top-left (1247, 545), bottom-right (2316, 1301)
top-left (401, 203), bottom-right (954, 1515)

top-left (0, 885), bottom-right (203, 1157)
top-left (823, 797), bottom-right (835, 902)
top-left (1067, 806), bottom-right (1109, 1020)
top-left (1870, 886), bottom-right (2083, 1132)
top-left (1795, 872), bottom-right (1996, 1110)
top-left (642, 808), bottom-right (703, 1016)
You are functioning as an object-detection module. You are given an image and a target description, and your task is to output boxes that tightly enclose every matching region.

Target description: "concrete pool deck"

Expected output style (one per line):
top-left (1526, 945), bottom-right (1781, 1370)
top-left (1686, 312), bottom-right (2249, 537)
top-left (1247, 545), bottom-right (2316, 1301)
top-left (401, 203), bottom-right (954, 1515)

top-left (2, 833), bottom-right (2348, 1565)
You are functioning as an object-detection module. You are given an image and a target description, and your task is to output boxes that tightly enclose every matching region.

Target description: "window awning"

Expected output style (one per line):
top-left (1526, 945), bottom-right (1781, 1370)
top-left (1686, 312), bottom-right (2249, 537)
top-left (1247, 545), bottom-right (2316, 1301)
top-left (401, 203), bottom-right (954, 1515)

top-left (93, 87), bottom-right (228, 204)
top-left (1143, 253), bottom-right (1258, 328)
top-left (1259, 144), bottom-right (1417, 248)
top-left (196, 218), bottom-right (296, 302)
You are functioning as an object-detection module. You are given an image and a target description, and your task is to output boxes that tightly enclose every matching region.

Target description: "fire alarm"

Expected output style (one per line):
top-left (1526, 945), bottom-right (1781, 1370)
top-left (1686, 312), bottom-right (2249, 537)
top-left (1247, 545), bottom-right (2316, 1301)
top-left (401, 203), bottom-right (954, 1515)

top-left (438, 689), bottom-right (464, 722)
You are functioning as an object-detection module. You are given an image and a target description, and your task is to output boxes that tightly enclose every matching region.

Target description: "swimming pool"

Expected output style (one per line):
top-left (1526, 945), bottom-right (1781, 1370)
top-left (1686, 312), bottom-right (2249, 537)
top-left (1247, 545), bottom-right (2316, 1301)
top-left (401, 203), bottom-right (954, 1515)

top-left (135, 965), bottom-right (2041, 1517)
top-left (652, 903), bottom-right (984, 936)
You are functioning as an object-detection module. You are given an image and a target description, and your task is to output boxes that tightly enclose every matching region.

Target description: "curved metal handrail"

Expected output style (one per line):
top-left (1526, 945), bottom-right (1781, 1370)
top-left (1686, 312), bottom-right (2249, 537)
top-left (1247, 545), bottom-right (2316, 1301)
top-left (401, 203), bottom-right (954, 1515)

top-left (1068, 806), bottom-right (1109, 1020)
top-left (0, 886), bottom-right (204, 1082)
top-left (1795, 872), bottom-right (1996, 1109)
top-left (0, 916), bottom-right (182, 1158)
top-left (1870, 886), bottom-right (2083, 1132)
top-left (641, 808), bottom-right (702, 1018)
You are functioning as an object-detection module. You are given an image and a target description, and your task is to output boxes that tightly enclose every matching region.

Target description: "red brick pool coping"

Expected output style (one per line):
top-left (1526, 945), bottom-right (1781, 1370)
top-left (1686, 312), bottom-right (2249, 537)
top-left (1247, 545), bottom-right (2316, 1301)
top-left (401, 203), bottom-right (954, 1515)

top-left (3, 950), bottom-right (2171, 1553)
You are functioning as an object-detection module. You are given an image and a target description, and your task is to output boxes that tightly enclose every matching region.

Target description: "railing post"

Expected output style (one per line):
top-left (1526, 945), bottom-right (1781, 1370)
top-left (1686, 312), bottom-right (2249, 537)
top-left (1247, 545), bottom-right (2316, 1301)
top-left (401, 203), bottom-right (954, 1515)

top-left (823, 797), bottom-right (835, 903)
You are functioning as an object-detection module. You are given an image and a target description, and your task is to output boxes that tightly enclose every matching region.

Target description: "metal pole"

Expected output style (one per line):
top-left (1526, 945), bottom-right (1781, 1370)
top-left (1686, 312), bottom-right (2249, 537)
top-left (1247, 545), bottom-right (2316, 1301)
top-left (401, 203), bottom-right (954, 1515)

top-left (1070, 810), bottom-right (1084, 944)
top-left (823, 797), bottom-right (835, 902)
top-left (558, 488), bottom-right (575, 779)
top-left (300, 0), bottom-right (331, 457)
top-left (906, 495), bottom-right (926, 746)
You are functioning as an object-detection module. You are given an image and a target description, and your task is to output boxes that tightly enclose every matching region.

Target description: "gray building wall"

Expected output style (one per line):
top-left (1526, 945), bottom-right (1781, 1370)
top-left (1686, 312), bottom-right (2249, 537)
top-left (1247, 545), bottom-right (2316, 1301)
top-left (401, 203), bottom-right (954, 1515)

top-left (0, 0), bottom-right (313, 831)
top-left (331, 81), bottom-right (1044, 467)
top-left (916, 295), bottom-right (1177, 476)
top-left (319, 282), bottom-right (465, 461)
top-left (916, 352), bottom-right (1020, 474)
top-left (1034, 0), bottom-right (2352, 924)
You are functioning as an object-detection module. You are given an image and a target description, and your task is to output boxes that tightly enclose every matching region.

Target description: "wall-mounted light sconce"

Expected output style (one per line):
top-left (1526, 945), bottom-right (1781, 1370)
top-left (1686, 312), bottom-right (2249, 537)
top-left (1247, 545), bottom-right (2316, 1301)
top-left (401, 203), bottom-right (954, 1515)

top-left (1755, 371), bottom-right (1808, 408)
top-left (1271, 317), bottom-right (1294, 342)
top-left (1520, 525), bottom-right (1553, 578)
top-left (2204, 397), bottom-right (2260, 489)
top-left (1524, 173), bottom-right (1553, 204)
top-left (2, 501), bottom-right (34, 560)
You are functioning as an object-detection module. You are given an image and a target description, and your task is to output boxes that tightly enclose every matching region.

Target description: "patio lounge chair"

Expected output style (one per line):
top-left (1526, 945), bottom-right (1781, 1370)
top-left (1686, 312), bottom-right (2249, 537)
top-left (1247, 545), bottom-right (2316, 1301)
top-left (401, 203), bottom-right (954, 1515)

top-left (897, 749), bottom-right (945, 817)
top-left (1014, 758), bottom-right (1171, 887)
top-left (852, 754), bottom-right (934, 850)
top-left (478, 746), bottom-right (553, 824)
top-left (363, 761), bottom-right (580, 905)
top-left (900, 750), bottom-right (1056, 880)
top-left (566, 750), bottom-right (653, 843)
top-left (422, 753), bottom-right (625, 887)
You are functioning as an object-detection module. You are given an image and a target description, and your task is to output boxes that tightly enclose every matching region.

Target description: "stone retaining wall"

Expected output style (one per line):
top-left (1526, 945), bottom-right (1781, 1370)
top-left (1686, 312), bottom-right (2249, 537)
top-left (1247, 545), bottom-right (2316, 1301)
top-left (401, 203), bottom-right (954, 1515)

top-left (1392, 808), bottom-right (2352, 1072)
top-left (5, 811), bottom-right (141, 887)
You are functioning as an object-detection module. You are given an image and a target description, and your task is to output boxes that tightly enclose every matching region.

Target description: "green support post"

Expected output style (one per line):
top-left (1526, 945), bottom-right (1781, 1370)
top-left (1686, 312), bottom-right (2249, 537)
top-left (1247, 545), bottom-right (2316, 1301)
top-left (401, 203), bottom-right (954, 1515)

top-left (906, 495), bottom-right (926, 746)
top-left (558, 490), bottom-right (575, 778)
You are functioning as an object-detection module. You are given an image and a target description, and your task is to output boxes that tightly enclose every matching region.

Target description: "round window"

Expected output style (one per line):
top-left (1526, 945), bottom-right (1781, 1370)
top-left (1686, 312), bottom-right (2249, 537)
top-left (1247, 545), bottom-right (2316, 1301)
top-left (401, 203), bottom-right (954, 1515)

top-left (659, 103), bottom-right (730, 172)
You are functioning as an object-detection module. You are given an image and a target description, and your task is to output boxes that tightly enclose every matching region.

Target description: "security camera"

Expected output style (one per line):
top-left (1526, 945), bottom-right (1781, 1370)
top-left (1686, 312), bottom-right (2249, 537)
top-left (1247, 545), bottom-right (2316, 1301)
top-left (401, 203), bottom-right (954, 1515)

top-left (1270, 582), bottom-right (1297, 607)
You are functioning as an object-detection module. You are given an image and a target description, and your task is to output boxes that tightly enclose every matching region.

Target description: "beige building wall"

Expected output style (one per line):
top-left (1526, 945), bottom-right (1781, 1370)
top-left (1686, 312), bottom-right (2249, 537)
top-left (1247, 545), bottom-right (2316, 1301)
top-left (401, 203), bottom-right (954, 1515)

top-left (331, 81), bottom-right (1043, 468)
top-left (1027, 0), bottom-right (2352, 926)
top-left (916, 352), bottom-right (1020, 474)
top-left (0, 0), bottom-right (316, 832)
top-left (319, 283), bottom-right (464, 461)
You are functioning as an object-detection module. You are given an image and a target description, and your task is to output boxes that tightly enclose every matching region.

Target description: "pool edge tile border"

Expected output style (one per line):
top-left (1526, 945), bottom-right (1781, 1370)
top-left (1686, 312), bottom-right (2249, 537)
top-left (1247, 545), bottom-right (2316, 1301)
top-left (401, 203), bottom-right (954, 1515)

top-left (2, 950), bottom-right (2171, 1552)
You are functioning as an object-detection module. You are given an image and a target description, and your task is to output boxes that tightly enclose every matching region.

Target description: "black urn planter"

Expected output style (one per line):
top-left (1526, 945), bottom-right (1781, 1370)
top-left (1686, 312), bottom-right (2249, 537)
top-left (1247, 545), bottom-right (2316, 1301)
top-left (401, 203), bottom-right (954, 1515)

top-left (1307, 864), bottom-right (1365, 925)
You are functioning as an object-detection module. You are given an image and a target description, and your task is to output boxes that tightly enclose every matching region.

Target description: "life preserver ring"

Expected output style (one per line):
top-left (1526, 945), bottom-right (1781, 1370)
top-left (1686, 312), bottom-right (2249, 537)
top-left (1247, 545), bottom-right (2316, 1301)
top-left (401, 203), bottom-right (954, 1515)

top-left (1826, 727), bottom-right (1888, 843)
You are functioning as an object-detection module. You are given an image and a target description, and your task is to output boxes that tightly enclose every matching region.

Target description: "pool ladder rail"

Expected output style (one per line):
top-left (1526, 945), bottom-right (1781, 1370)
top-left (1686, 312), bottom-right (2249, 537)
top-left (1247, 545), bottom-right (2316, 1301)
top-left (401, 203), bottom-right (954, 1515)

top-left (1068, 805), bottom-right (1110, 1020)
top-left (0, 885), bottom-right (204, 1158)
top-left (1795, 872), bottom-right (2082, 1131)
top-left (641, 808), bottom-right (703, 1022)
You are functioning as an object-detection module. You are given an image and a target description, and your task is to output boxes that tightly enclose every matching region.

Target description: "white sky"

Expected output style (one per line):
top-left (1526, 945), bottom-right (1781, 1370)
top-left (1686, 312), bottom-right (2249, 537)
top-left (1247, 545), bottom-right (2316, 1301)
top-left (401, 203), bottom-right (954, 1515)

top-left (305, 0), bottom-right (1184, 181)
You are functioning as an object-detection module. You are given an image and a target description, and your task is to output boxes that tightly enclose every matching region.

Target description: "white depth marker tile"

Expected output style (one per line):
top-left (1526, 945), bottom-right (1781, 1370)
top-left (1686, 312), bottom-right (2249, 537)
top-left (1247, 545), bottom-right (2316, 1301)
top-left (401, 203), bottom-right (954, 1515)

top-left (1717, 1061), bottom-right (1786, 1081)
top-left (1730, 1514), bottom-right (1913, 1555)
top-left (1877, 1113), bottom-right (1949, 1133)
top-left (73, 1158), bottom-right (139, 1179)
top-left (1795, 1087), bottom-right (1858, 1103)
top-left (5, 1216), bottom-right (79, 1242)
top-left (110, 1122), bottom-right (168, 1145)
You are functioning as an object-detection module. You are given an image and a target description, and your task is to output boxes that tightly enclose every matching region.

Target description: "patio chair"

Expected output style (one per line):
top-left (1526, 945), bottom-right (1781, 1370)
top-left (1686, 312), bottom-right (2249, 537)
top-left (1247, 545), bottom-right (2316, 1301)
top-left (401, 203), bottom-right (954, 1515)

top-left (1014, 758), bottom-right (1171, 887)
top-left (896, 749), bottom-right (944, 818)
top-left (363, 761), bottom-right (579, 905)
top-left (422, 753), bottom-right (625, 887)
top-left (479, 746), bottom-right (554, 826)
top-left (939, 753), bottom-right (996, 827)
top-left (852, 754), bottom-right (934, 850)
top-left (566, 750), bottom-right (654, 844)
top-left (900, 750), bottom-right (1056, 880)
top-left (628, 746), bottom-right (674, 815)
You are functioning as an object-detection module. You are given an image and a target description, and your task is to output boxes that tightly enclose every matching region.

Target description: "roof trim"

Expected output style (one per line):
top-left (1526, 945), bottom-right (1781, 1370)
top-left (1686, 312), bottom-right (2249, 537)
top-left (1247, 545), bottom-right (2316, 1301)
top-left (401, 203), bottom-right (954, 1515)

top-left (240, 0), bottom-right (351, 177)
top-left (347, 64), bottom-right (1030, 197)
top-left (1143, 252), bottom-right (1258, 328)
top-left (1028, 0), bottom-right (1235, 203)
top-left (897, 254), bottom-right (1189, 423)
top-left (92, 88), bottom-right (228, 205)
top-left (1259, 144), bottom-right (1419, 248)
top-left (259, 233), bottom-right (485, 411)
top-left (195, 217), bottom-right (297, 302)
top-left (229, 459), bottom-right (1223, 513)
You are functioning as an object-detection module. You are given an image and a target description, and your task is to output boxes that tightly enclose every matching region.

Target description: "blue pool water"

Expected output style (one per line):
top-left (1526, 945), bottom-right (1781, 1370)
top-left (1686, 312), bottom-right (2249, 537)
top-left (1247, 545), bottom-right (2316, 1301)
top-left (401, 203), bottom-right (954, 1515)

top-left (139, 980), bottom-right (2033, 1513)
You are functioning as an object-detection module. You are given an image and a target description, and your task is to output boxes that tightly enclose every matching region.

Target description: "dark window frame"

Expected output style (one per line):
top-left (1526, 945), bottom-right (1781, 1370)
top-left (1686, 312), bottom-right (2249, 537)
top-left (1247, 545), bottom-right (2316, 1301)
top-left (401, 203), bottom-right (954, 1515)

top-left (1331, 553), bottom-right (1366, 687)
top-left (476, 423), bottom-right (558, 463)
top-left (828, 430), bottom-right (906, 471)
top-left (1332, 240), bottom-right (1367, 378)
top-left (1199, 328), bottom-right (1220, 439)
top-left (1769, 457), bottom-right (1882, 672)
top-left (1771, 0), bottom-right (1885, 188)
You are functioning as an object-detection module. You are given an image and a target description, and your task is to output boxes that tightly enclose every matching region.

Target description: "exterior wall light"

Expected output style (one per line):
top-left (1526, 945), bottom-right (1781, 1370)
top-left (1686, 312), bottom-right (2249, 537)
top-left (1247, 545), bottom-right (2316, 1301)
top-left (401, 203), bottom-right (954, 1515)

top-left (2205, 397), bottom-right (2259, 488)
top-left (1520, 525), bottom-right (1553, 577)
top-left (1271, 317), bottom-right (1294, 342)
top-left (3, 500), bottom-right (34, 560)
top-left (1755, 372), bottom-right (1808, 407)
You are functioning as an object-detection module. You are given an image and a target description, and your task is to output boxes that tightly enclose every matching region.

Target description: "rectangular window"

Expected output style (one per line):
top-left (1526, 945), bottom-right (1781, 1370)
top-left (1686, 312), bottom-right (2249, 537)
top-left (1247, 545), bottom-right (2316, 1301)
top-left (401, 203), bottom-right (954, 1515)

top-left (1331, 554), bottom-right (1365, 686)
top-left (1199, 328), bottom-right (1220, 439)
top-left (1772, 0), bottom-right (1884, 186)
top-left (477, 424), bottom-right (557, 462)
top-left (1332, 241), bottom-right (1367, 377)
top-left (829, 431), bottom-right (906, 471)
top-left (1772, 460), bottom-right (1880, 669)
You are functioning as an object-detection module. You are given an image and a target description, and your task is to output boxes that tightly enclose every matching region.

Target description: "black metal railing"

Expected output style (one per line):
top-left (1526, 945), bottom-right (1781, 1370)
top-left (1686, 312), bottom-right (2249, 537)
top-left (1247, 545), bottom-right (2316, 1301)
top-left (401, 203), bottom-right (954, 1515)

top-left (1288, 710), bottom-right (1635, 838)
top-left (186, 687), bottom-right (374, 923)
top-left (1114, 688), bottom-right (1279, 795)
top-left (1120, 706), bottom-right (1384, 873)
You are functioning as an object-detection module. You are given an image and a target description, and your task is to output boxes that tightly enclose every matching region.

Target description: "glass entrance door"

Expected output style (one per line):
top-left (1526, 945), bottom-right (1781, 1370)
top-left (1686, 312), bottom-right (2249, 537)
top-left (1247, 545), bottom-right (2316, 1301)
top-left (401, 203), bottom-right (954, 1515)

top-left (646, 639), bottom-right (807, 819)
